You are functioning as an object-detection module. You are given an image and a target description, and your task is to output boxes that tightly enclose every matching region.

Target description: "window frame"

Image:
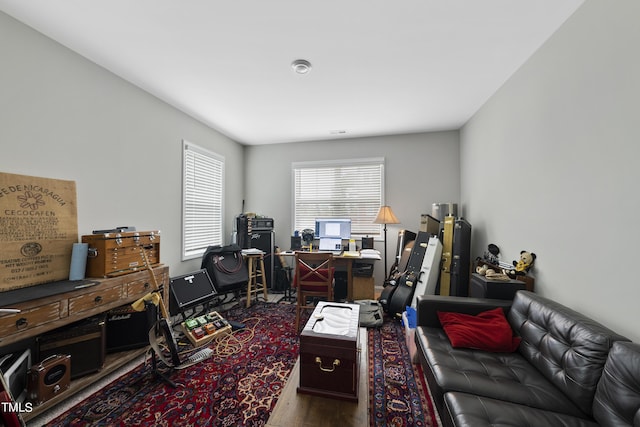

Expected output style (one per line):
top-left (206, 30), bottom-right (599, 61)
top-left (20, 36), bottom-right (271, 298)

top-left (182, 140), bottom-right (225, 260)
top-left (292, 157), bottom-right (385, 239)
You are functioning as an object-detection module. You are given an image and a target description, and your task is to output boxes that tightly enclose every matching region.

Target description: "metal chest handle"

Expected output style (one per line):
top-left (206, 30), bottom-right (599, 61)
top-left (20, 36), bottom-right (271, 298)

top-left (315, 356), bottom-right (340, 372)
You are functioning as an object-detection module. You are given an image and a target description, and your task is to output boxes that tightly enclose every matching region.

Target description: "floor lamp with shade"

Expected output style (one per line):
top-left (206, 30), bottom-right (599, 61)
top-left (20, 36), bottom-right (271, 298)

top-left (373, 205), bottom-right (400, 277)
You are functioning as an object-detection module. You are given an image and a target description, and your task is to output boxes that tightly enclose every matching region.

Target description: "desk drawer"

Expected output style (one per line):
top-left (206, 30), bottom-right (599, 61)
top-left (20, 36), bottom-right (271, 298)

top-left (124, 277), bottom-right (153, 298)
top-left (0, 302), bottom-right (62, 337)
top-left (68, 286), bottom-right (123, 314)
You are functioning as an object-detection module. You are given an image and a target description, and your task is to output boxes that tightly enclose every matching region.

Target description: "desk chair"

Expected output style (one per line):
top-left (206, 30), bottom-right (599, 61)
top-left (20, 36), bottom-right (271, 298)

top-left (294, 252), bottom-right (334, 331)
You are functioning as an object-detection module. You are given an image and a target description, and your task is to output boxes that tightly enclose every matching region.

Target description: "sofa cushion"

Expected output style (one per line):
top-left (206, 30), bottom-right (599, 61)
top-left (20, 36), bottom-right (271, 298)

top-left (592, 341), bottom-right (640, 426)
top-left (416, 325), bottom-right (586, 418)
top-left (438, 308), bottom-right (520, 353)
top-left (508, 291), bottom-right (629, 417)
top-left (443, 392), bottom-right (599, 427)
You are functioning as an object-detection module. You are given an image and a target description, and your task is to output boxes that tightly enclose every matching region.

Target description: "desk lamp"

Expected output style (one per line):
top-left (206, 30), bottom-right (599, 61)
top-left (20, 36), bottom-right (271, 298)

top-left (373, 205), bottom-right (400, 277)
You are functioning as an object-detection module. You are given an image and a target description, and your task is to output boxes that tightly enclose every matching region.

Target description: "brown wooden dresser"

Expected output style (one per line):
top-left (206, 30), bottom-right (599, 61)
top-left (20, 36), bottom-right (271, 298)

top-left (0, 265), bottom-right (168, 421)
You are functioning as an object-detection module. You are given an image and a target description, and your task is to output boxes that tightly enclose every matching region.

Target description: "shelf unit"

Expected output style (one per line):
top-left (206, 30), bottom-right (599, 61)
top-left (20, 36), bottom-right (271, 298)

top-left (0, 265), bottom-right (169, 421)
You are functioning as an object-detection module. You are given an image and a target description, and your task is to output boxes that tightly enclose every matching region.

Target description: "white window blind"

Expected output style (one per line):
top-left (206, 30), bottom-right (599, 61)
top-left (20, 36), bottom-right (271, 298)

top-left (182, 141), bottom-right (224, 260)
top-left (293, 158), bottom-right (384, 237)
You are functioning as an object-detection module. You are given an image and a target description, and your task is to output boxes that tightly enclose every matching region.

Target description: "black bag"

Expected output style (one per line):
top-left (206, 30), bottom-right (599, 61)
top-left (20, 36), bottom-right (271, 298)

top-left (201, 244), bottom-right (249, 293)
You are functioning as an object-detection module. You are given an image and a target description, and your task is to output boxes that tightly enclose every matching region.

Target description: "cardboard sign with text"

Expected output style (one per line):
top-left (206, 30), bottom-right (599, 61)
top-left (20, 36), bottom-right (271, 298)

top-left (0, 172), bottom-right (78, 291)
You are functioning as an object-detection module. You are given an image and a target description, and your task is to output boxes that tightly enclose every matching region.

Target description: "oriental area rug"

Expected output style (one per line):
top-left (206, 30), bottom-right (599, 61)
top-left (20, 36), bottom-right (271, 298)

top-left (369, 321), bottom-right (440, 427)
top-left (44, 302), bottom-right (439, 427)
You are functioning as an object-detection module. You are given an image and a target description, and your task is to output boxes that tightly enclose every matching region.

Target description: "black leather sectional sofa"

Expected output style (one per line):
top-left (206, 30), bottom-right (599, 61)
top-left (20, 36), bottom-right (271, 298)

top-left (415, 291), bottom-right (640, 426)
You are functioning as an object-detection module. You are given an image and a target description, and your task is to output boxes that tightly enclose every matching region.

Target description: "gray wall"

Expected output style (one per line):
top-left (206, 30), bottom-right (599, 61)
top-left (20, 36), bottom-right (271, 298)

top-left (0, 11), bottom-right (245, 277)
top-left (3, 0), bottom-right (638, 343)
top-left (244, 132), bottom-right (460, 286)
top-left (461, 0), bottom-right (640, 341)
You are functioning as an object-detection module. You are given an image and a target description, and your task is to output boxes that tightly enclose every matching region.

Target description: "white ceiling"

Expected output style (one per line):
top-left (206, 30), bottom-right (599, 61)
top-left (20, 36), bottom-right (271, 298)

top-left (0, 0), bottom-right (584, 145)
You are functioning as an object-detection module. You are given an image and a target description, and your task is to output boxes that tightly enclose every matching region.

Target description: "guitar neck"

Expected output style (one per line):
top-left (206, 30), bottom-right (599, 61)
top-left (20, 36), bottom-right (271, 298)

top-left (139, 246), bottom-right (170, 319)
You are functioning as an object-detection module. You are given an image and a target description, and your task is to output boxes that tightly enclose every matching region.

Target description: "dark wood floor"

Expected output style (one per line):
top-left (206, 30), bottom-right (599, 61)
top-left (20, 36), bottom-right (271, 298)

top-left (266, 328), bottom-right (368, 427)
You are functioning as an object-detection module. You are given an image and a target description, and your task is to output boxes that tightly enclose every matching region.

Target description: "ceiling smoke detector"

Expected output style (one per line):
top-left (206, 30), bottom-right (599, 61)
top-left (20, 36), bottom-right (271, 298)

top-left (291, 59), bottom-right (311, 74)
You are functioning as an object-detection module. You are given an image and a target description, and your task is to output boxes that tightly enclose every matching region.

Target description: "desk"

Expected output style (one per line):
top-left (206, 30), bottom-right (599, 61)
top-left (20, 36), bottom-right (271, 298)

top-left (280, 252), bottom-right (376, 301)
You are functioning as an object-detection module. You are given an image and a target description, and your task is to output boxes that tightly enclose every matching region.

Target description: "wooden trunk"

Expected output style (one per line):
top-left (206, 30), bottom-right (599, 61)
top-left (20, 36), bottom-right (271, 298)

top-left (82, 231), bottom-right (160, 278)
top-left (297, 301), bottom-right (360, 402)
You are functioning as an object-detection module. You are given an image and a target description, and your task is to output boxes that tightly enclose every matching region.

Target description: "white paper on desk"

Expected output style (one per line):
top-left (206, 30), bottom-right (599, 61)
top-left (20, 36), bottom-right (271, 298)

top-left (342, 251), bottom-right (360, 257)
top-left (241, 248), bottom-right (264, 255)
top-left (359, 249), bottom-right (381, 259)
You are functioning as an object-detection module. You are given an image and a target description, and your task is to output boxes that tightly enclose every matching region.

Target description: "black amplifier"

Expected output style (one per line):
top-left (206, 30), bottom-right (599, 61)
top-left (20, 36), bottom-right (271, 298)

top-left (236, 215), bottom-right (274, 248)
top-left (106, 305), bottom-right (153, 353)
top-left (36, 316), bottom-right (106, 380)
top-left (250, 217), bottom-right (274, 230)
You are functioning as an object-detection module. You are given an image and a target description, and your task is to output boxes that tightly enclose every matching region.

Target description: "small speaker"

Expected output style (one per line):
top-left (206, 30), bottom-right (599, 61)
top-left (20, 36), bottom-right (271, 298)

top-left (106, 305), bottom-right (154, 352)
top-left (169, 269), bottom-right (217, 315)
top-left (27, 354), bottom-right (71, 405)
top-left (291, 236), bottom-right (302, 251)
top-left (36, 316), bottom-right (106, 380)
top-left (361, 237), bottom-right (374, 250)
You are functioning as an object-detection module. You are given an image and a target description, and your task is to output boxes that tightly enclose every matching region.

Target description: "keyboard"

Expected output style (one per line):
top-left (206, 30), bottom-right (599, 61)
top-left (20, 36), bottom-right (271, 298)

top-left (319, 250), bottom-right (343, 255)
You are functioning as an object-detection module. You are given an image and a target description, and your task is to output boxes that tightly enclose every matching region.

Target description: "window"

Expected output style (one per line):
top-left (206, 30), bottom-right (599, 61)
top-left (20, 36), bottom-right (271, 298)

top-left (182, 141), bottom-right (224, 260)
top-left (293, 158), bottom-right (384, 237)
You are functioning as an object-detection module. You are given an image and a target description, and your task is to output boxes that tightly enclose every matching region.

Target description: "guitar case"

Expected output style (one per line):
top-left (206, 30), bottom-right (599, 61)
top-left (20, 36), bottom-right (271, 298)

top-left (385, 229), bottom-right (416, 281)
top-left (439, 215), bottom-right (455, 296)
top-left (387, 231), bottom-right (432, 317)
top-left (410, 235), bottom-right (443, 308)
top-left (378, 283), bottom-right (396, 313)
top-left (450, 218), bottom-right (472, 297)
top-left (379, 239), bottom-right (415, 313)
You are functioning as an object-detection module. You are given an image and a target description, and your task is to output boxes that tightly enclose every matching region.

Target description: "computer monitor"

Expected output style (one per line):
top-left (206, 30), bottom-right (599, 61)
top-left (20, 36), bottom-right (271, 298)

top-left (314, 218), bottom-right (351, 239)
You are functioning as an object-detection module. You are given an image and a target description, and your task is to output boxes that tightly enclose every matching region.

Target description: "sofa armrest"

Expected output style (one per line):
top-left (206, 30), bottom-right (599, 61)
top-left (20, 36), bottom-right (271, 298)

top-left (416, 295), bottom-right (513, 328)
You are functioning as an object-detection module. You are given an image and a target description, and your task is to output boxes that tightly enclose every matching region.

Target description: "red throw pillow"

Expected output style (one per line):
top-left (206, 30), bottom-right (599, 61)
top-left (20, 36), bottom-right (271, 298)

top-left (437, 307), bottom-right (521, 352)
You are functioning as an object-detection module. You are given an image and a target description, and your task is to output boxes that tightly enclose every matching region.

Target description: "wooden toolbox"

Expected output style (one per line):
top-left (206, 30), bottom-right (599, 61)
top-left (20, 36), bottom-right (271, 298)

top-left (82, 231), bottom-right (160, 278)
top-left (298, 301), bottom-right (360, 402)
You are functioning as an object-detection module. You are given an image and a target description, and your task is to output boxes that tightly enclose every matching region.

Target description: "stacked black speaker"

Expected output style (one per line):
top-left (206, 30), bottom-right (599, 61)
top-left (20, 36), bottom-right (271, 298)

top-left (236, 215), bottom-right (275, 289)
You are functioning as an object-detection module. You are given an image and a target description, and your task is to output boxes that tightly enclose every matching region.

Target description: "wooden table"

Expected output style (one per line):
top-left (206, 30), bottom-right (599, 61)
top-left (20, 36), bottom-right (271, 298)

top-left (280, 251), bottom-right (376, 301)
top-left (0, 266), bottom-right (168, 421)
top-left (266, 327), bottom-right (368, 427)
